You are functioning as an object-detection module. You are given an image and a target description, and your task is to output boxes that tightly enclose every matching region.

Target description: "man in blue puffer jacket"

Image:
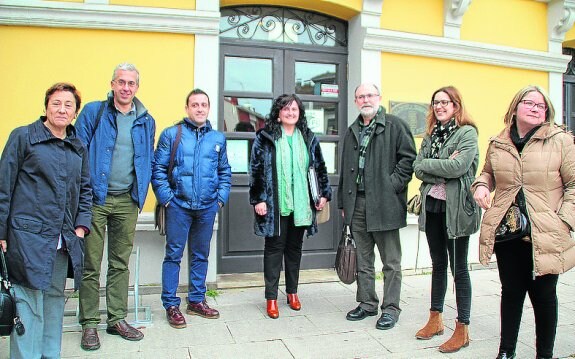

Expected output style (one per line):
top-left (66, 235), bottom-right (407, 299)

top-left (75, 63), bottom-right (155, 350)
top-left (152, 89), bottom-right (231, 329)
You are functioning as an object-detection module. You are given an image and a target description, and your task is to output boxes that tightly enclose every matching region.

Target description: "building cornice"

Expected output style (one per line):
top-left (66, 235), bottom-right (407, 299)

top-left (364, 27), bottom-right (570, 73)
top-left (0, 0), bottom-right (220, 35)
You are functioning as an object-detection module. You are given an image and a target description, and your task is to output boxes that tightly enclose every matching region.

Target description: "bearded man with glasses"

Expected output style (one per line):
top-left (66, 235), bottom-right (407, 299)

top-left (338, 83), bottom-right (416, 330)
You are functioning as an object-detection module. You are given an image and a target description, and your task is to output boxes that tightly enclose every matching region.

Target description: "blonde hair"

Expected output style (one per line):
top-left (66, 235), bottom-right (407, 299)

top-left (503, 85), bottom-right (555, 127)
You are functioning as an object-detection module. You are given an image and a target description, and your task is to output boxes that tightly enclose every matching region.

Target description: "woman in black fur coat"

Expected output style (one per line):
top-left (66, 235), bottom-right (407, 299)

top-left (249, 94), bottom-right (331, 319)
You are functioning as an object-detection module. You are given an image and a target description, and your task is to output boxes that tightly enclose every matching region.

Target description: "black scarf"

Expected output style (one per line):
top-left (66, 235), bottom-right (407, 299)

top-left (510, 122), bottom-right (541, 155)
top-left (429, 119), bottom-right (457, 159)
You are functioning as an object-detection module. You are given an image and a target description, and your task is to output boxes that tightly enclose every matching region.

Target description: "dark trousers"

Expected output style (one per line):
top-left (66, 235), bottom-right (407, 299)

top-left (352, 194), bottom-right (402, 317)
top-left (495, 239), bottom-right (558, 358)
top-left (425, 211), bottom-right (472, 324)
top-left (264, 214), bottom-right (305, 300)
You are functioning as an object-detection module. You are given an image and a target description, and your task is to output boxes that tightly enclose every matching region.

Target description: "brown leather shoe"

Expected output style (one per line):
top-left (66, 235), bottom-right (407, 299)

top-left (106, 319), bottom-right (144, 341)
top-left (81, 328), bottom-right (100, 351)
top-left (166, 306), bottom-right (187, 329)
top-left (186, 300), bottom-right (220, 319)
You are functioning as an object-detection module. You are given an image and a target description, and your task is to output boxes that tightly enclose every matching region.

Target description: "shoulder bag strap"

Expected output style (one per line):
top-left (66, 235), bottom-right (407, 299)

top-left (92, 100), bottom-right (107, 137)
top-left (167, 124), bottom-right (182, 182)
top-left (0, 250), bottom-right (8, 282)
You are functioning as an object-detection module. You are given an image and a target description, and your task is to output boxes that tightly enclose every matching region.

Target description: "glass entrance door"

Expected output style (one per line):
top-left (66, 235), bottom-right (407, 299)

top-left (218, 7), bottom-right (348, 274)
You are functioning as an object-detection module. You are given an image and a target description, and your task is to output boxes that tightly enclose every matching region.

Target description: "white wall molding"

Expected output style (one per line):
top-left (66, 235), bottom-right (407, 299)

top-left (364, 27), bottom-right (571, 73)
top-left (0, 0), bottom-right (219, 35)
top-left (444, 0), bottom-right (473, 39)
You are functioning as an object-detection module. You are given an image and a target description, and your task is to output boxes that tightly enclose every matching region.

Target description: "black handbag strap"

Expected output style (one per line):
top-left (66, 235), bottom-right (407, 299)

top-left (167, 124), bottom-right (182, 182)
top-left (0, 250), bottom-right (9, 282)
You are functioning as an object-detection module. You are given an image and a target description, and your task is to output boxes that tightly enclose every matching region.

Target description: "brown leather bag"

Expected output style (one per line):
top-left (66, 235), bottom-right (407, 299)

top-left (335, 226), bottom-right (357, 284)
top-left (407, 194), bottom-right (421, 215)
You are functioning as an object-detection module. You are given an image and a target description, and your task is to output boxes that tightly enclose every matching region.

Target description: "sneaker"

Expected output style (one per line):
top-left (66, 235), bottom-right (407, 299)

top-left (186, 300), bottom-right (220, 319)
top-left (166, 306), bottom-right (187, 329)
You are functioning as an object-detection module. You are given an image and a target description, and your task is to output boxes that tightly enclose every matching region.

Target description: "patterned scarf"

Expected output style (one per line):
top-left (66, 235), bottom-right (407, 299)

top-left (276, 128), bottom-right (312, 226)
top-left (429, 119), bottom-right (457, 159)
top-left (356, 109), bottom-right (380, 185)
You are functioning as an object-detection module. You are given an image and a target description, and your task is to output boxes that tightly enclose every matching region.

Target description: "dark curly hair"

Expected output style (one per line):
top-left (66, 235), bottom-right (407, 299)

top-left (265, 94), bottom-right (308, 139)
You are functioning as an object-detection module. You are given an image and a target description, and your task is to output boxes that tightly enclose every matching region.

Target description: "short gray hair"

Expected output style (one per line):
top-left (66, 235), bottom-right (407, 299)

top-left (112, 63), bottom-right (140, 84)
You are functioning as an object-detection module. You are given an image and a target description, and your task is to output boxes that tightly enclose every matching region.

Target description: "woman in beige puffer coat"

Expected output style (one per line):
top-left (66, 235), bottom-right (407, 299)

top-left (472, 85), bottom-right (575, 359)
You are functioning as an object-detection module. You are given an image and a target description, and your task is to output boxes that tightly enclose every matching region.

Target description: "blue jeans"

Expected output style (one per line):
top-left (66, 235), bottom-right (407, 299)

top-left (162, 201), bottom-right (219, 308)
top-left (10, 250), bottom-right (68, 359)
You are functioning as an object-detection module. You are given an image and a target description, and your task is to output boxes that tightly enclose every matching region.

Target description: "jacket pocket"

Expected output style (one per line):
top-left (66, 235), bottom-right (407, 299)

top-left (11, 216), bottom-right (43, 234)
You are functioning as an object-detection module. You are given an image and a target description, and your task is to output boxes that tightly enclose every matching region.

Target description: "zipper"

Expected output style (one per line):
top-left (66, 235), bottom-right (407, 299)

top-left (192, 127), bottom-right (201, 210)
top-left (517, 137), bottom-right (536, 280)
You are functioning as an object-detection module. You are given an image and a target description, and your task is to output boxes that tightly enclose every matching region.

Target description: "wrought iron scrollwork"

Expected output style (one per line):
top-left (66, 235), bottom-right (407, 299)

top-left (564, 48), bottom-right (575, 76)
top-left (220, 6), bottom-right (347, 47)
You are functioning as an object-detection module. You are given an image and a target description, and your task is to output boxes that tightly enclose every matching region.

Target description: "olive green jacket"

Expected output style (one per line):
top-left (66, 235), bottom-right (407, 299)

top-left (413, 124), bottom-right (481, 238)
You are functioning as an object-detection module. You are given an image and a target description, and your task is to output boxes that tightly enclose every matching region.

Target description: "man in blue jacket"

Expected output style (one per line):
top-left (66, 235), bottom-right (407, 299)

top-left (152, 89), bottom-right (231, 329)
top-left (75, 63), bottom-right (156, 350)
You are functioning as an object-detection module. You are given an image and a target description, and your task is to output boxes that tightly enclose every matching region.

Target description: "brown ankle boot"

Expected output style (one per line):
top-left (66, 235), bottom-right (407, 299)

top-left (438, 320), bottom-right (469, 353)
top-left (415, 310), bottom-right (444, 340)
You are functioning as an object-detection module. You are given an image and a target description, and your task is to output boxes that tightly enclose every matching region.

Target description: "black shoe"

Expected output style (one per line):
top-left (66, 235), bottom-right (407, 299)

top-left (496, 352), bottom-right (516, 359)
top-left (346, 306), bottom-right (377, 321)
top-left (375, 313), bottom-right (397, 330)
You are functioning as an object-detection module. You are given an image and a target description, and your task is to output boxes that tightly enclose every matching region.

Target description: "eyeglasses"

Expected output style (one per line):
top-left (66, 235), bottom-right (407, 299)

top-left (432, 100), bottom-right (453, 107)
top-left (355, 93), bottom-right (380, 101)
top-left (114, 80), bottom-right (138, 88)
top-left (520, 100), bottom-right (547, 111)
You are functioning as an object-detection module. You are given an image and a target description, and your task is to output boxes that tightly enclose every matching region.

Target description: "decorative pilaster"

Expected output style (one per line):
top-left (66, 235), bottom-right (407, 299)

top-left (347, 0), bottom-right (384, 124)
top-left (548, 0), bottom-right (575, 53)
top-left (444, 0), bottom-right (473, 39)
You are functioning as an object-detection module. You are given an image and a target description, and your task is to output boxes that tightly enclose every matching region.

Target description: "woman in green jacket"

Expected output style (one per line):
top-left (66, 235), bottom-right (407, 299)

top-left (412, 86), bottom-right (481, 353)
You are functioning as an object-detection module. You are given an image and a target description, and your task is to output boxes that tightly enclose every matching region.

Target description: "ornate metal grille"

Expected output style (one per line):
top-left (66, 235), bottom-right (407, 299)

top-left (220, 6), bottom-right (347, 47)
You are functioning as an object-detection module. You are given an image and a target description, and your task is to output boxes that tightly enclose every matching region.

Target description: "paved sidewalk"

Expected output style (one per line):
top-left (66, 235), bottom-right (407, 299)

top-left (1, 268), bottom-right (575, 358)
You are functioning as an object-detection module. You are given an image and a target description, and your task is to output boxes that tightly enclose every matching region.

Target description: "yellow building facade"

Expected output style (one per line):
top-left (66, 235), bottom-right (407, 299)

top-left (1, 0), bottom-right (574, 285)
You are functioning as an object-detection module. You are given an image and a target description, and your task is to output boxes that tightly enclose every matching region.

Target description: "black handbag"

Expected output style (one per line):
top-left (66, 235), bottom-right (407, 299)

top-left (335, 226), bottom-right (357, 285)
top-left (0, 251), bottom-right (24, 336)
top-left (494, 203), bottom-right (530, 243)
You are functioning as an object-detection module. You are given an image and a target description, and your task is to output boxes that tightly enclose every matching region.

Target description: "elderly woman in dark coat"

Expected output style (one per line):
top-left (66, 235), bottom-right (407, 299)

top-left (0, 82), bottom-right (92, 359)
top-left (249, 94), bottom-right (331, 319)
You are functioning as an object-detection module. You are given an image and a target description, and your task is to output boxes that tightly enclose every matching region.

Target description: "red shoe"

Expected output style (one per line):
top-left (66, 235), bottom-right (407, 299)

top-left (287, 293), bottom-right (301, 311)
top-left (267, 300), bottom-right (279, 319)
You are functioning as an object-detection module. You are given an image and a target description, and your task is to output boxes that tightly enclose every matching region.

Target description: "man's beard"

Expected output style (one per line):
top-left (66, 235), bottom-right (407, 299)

top-left (360, 105), bottom-right (377, 119)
